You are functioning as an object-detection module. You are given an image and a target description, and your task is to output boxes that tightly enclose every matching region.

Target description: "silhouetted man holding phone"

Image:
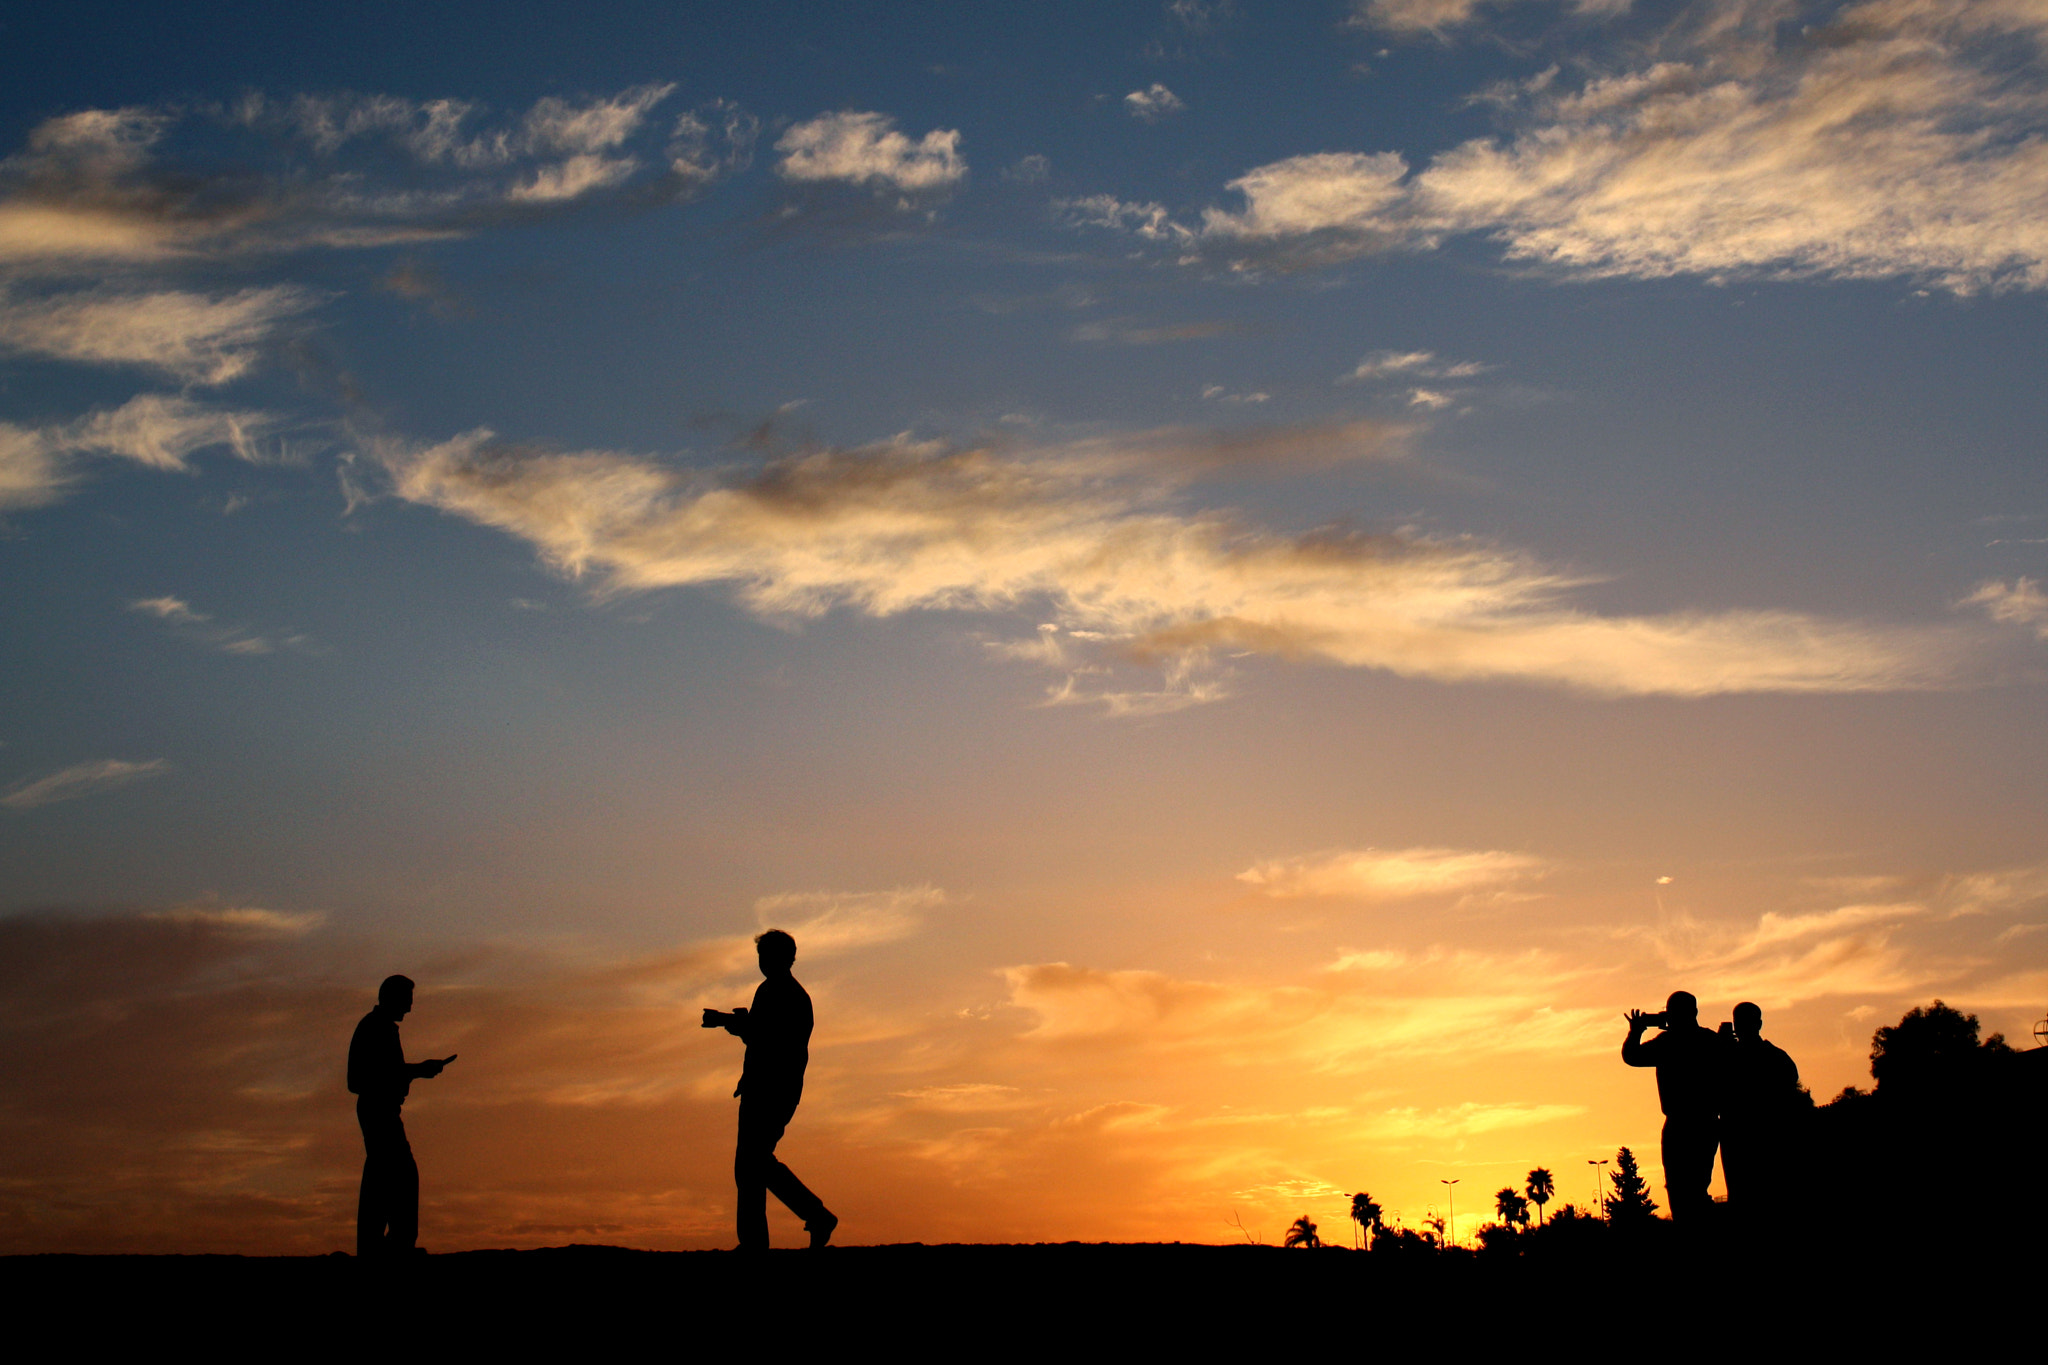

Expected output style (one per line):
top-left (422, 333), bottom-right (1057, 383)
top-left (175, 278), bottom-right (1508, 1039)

top-left (705, 930), bottom-right (837, 1250)
top-left (1623, 989), bottom-right (1725, 1224)
top-left (347, 974), bottom-right (455, 1258)
top-left (1719, 1000), bottom-right (1800, 1218)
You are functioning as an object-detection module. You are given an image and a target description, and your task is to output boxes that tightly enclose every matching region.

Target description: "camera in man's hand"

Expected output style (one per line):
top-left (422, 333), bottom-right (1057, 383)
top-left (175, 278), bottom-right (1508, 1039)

top-left (1633, 1010), bottom-right (1668, 1029)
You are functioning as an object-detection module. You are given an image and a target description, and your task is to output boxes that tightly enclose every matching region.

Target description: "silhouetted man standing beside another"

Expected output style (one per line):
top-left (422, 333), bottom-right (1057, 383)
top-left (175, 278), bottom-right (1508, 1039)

top-left (347, 975), bottom-right (454, 1258)
top-left (1623, 990), bottom-right (1725, 1224)
top-left (1719, 1000), bottom-right (1800, 1219)
top-left (705, 930), bottom-right (837, 1250)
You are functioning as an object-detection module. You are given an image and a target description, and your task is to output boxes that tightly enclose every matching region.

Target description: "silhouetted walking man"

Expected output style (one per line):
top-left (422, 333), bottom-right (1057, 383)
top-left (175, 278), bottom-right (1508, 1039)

top-left (704, 930), bottom-right (837, 1250)
top-left (1719, 1000), bottom-right (1800, 1219)
top-left (347, 975), bottom-right (454, 1258)
top-left (1623, 990), bottom-right (1725, 1224)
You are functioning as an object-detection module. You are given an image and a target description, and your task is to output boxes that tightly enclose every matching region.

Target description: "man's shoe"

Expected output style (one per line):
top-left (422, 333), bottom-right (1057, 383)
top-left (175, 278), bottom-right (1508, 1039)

top-left (806, 1211), bottom-right (839, 1249)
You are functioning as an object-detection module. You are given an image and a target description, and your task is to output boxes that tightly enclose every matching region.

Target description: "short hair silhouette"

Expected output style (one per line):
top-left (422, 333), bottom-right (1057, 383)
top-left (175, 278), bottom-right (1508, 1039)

top-left (1733, 1000), bottom-right (1762, 1030)
top-left (1666, 990), bottom-right (1698, 1020)
top-left (379, 974), bottom-right (415, 1005)
top-left (755, 929), bottom-right (796, 966)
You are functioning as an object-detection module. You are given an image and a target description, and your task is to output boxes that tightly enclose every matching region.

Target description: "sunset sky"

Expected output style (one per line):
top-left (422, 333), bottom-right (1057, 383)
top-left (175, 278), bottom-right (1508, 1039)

top-left (5, 0), bottom-right (2047, 1254)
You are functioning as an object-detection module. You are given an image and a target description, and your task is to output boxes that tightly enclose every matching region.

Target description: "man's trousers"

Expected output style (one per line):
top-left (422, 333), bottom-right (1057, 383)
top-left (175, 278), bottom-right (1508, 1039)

top-left (1661, 1115), bottom-right (1720, 1223)
top-left (357, 1098), bottom-right (419, 1257)
top-left (735, 1088), bottom-right (827, 1249)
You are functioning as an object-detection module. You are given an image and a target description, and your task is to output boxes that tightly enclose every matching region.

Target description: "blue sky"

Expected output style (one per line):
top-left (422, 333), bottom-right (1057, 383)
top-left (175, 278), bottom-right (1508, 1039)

top-left (3, 0), bottom-right (2046, 1251)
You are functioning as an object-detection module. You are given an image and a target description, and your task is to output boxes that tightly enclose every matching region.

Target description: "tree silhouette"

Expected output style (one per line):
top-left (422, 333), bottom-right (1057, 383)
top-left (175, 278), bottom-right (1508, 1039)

top-left (1525, 1167), bottom-right (1554, 1224)
top-left (1603, 1146), bottom-right (1658, 1224)
top-left (1284, 1214), bottom-right (1321, 1249)
top-left (1871, 998), bottom-right (2013, 1093)
top-left (1494, 1186), bottom-right (1530, 1229)
top-left (1349, 1192), bottom-right (1382, 1248)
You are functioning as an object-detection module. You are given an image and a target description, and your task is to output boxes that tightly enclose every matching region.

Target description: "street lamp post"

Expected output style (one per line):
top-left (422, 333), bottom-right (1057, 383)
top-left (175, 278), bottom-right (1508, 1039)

top-left (1589, 1158), bottom-right (1609, 1217)
top-left (1439, 1178), bottom-right (1460, 1248)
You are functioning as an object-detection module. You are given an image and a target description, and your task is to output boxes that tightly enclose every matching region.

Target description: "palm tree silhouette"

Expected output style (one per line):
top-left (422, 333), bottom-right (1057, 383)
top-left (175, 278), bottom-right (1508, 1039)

top-left (1525, 1167), bottom-right (1555, 1225)
top-left (1349, 1192), bottom-right (1382, 1248)
top-left (1494, 1186), bottom-right (1530, 1229)
top-left (1284, 1214), bottom-right (1321, 1249)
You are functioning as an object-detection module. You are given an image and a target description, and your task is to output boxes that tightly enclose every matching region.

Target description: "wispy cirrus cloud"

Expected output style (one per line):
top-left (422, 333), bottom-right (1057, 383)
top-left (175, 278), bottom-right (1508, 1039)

top-left (129, 594), bottom-right (314, 656)
top-left (1343, 349), bottom-right (1490, 384)
top-left (0, 394), bottom-right (279, 509)
top-left (0, 285), bottom-right (316, 384)
top-left (1346, 0), bottom-right (1631, 36)
top-left (2, 758), bottom-right (168, 810)
top-left (371, 420), bottom-right (1990, 710)
top-left (0, 88), bottom-right (748, 274)
top-left (1238, 846), bottom-right (1552, 902)
top-left (1963, 578), bottom-right (2048, 639)
top-left (753, 885), bottom-right (942, 957)
top-left (1095, 1), bottom-right (2048, 292)
top-left (1001, 952), bottom-right (1611, 1066)
top-left (1356, 1100), bottom-right (1585, 1141)
top-left (1053, 194), bottom-right (1192, 243)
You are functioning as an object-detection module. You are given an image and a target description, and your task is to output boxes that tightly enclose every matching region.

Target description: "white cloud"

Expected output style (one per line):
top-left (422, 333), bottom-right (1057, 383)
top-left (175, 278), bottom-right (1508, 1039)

top-left (1167, 2), bottom-right (2048, 291)
top-left (670, 101), bottom-right (759, 185)
top-left (1000, 955), bottom-right (1611, 1067)
top-left (1201, 152), bottom-right (1411, 241)
top-left (142, 905), bottom-right (325, 937)
top-left (0, 286), bottom-right (315, 384)
top-left (1125, 84), bottom-right (1187, 123)
top-left (285, 85), bottom-right (677, 169)
top-left (1963, 578), bottom-right (2048, 638)
top-left (61, 394), bottom-right (274, 468)
top-left (1346, 0), bottom-right (1630, 34)
top-left (1344, 349), bottom-right (1490, 382)
top-left (1200, 385), bottom-right (1270, 404)
top-left (1347, 0), bottom-right (1490, 32)
top-left (129, 594), bottom-right (287, 656)
top-left (0, 423), bottom-right (67, 509)
top-left (1055, 194), bottom-right (1192, 242)
top-left (2, 758), bottom-right (168, 810)
top-left (752, 885), bottom-right (942, 956)
top-left (1239, 846), bottom-right (1552, 901)
top-left (1356, 1101), bottom-right (1585, 1140)
top-left (509, 154), bottom-right (639, 203)
top-left (1003, 154), bottom-right (1051, 184)
top-left (520, 86), bottom-right (675, 157)
top-left (0, 395), bottom-right (279, 509)
top-left (894, 1083), bottom-right (1030, 1112)
top-left (0, 86), bottom-right (733, 274)
top-left (373, 423), bottom-right (1989, 706)
top-left (775, 112), bottom-right (966, 193)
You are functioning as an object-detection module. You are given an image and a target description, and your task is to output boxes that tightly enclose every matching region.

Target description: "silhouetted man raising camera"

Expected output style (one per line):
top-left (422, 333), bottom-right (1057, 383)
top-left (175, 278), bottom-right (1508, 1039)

top-left (1719, 1000), bottom-right (1801, 1219)
top-left (1623, 989), bottom-right (1725, 1224)
top-left (705, 929), bottom-right (837, 1250)
top-left (347, 974), bottom-right (455, 1258)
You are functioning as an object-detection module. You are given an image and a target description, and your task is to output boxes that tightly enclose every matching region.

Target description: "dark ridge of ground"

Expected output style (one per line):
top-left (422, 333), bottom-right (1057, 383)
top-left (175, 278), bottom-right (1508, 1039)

top-left (9, 1237), bottom-right (2014, 1348)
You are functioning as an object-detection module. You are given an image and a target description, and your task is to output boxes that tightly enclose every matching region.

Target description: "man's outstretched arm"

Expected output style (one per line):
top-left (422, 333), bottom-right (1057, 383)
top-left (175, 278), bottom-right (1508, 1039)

top-left (1621, 1011), bottom-right (1657, 1067)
